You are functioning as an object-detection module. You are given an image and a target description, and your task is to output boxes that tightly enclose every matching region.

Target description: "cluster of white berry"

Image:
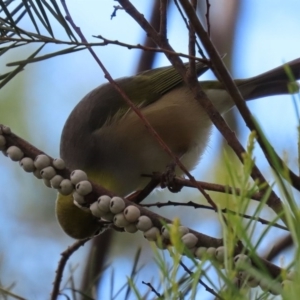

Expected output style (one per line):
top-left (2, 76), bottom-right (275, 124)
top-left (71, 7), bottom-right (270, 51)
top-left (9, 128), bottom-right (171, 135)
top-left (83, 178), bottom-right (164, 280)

top-left (0, 125), bottom-right (295, 294)
top-left (0, 125), bottom-right (93, 200)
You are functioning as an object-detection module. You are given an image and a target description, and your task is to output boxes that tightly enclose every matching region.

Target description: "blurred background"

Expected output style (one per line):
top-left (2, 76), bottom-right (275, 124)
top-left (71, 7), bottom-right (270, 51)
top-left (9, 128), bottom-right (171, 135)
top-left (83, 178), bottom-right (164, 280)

top-left (0, 0), bottom-right (300, 299)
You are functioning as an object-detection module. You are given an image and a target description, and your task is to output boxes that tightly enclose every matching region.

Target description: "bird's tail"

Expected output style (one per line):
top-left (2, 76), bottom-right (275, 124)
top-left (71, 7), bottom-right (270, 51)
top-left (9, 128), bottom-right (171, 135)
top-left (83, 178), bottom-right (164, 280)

top-left (238, 58), bottom-right (300, 100)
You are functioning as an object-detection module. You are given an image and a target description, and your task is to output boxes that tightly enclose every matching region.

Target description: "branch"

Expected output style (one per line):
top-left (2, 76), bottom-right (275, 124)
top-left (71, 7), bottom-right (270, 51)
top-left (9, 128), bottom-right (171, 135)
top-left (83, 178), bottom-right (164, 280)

top-left (116, 0), bottom-right (287, 225)
top-left (61, 0), bottom-right (218, 211)
top-left (0, 125), bottom-right (284, 279)
top-left (51, 238), bottom-right (90, 300)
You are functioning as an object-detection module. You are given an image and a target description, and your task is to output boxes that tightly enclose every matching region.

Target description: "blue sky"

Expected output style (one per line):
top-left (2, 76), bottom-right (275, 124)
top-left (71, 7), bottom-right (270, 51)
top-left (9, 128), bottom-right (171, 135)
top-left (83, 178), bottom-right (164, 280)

top-left (0, 1), bottom-right (300, 299)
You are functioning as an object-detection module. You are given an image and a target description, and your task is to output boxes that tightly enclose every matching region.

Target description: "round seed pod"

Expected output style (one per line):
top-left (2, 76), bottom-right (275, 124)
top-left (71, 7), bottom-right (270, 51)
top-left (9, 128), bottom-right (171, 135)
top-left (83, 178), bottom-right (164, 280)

top-left (144, 227), bottom-right (160, 241)
top-left (52, 158), bottom-right (65, 170)
top-left (2, 125), bottom-right (11, 134)
top-left (76, 180), bottom-right (92, 196)
top-left (43, 179), bottom-right (51, 188)
top-left (58, 179), bottom-right (73, 195)
top-left (259, 279), bottom-right (281, 295)
top-left (178, 226), bottom-right (189, 236)
top-left (161, 225), bottom-right (171, 239)
top-left (161, 225), bottom-right (189, 239)
top-left (40, 166), bottom-right (56, 180)
top-left (124, 223), bottom-right (138, 233)
top-left (124, 205), bottom-right (141, 222)
top-left (136, 216), bottom-right (153, 232)
top-left (246, 277), bottom-right (259, 288)
top-left (195, 247), bottom-right (207, 260)
top-left (33, 169), bottom-right (42, 179)
top-left (70, 170), bottom-right (88, 185)
top-left (269, 283), bottom-right (281, 295)
top-left (113, 213), bottom-right (130, 228)
top-left (97, 195), bottom-right (111, 212)
top-left (50, 175), bottom-right (64, 189)
top-left (72, 191), bottom-right (85, 205)
top-left (215, 246), bottom-right (225, 263)
top-left (206, 247), bottom-right (217, 257)
top-left (239, 270), bottom-right (251, 282)
top-left (234, 254), bottom-right (251, 270)
top-left (90, 201), bottom-right (105, 218)
top-left (181, 233), bottom-right (198, 248)
top-left (19, 157), bottom-right (35, 172)
top-left (0, 135), bottom-right (6, 150)
top-left (34, 154), bottom-right (51, 170)
top-left (110, 197), bottom-right (125, 214)
top-left (7, 146), bottom-right (24, 161)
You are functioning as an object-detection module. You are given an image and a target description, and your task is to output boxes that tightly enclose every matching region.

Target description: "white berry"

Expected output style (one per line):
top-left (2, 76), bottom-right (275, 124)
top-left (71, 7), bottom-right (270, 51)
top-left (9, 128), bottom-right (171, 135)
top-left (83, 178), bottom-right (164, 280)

top-left (181, 233), bottom-right (198, 248)
top-left (43, 179), bottom-right (51, 188)
top-left (161, 225), bottom-right (189, 240)
top-left (215, 246), bottom-right (225, 262)
top-left (2, 125), bottom-right (11, 134)
top-left (72, 191), bottom-right (85, 205)
top-left (206, 247), bottom-right (217, 257)
top-left (161, 225), bottom-right (171, 239)
top-left (90, 201), bottom-right (105, 218)
top-left (97, 195), bottom-right (111, 212)
top-left (59, 179), bottom-right (73, 195)
top-left (76, 180), bottom-right (92, 196)
top-left (144, 227), bottom-right (160, 241)
top-left (124, 205), bottom-right (140, 222)
top-left (40, 166), bottom-right (56, 180)
top-left (110, 197), bottom-right (125, 214)
top-left (19, 157), bottom-right (35, 172)
top-left (136, 216), bottom-right (153, 232)
top-left (195, 247), bottom-right (207, 259)
top-left (70, 170), bottom-right (88, 185)
top-left (33, 169), bottom-right (42, 179)
top-left (34, 154), bottom-right (51, 170)
top-left (50, 175), bottom-right (64, 189)
top-left (124, 224), bottom-right (138, 233)
top-left (246, 277), bottom-right (259, 288)
top-left (234, 254), bottom-right (251, 269)
top-left (52, 158), bottom-right (66, 170)
top-left (7, 146), bottom-right (24, 161)
top-left (113, 213), bottom-right (130, 228)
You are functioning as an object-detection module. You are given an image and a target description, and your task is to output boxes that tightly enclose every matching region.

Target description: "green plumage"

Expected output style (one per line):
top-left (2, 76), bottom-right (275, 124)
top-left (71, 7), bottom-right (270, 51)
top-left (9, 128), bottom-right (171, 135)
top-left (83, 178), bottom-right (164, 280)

top-left (57, 58), bottom-right (300, 238)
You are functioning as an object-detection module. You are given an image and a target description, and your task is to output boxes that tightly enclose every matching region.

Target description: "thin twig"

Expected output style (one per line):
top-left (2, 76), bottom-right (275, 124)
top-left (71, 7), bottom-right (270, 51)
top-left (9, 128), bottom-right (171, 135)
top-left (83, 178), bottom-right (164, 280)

top-left (173, 0), bottom-right (206, 58)
top-left (179, 261), bottom-right (224, 300)
top-left (159, 0), bottom-right (167, 38)
top-left (141, 200), bottom-right (288, 231)
top-left (62, 0), bottom-right (218, 211)
top-left (205, 0), bottom-right (211, 36)
top-left (51, 238), bottom-right (90, 300)
top-left (142, 281), bottom-right (161, 297)
top-left (263, 234), bottom-right (293, 261)
top-left (94, 35), bottom-right (208, 63)
top-left (177, 0), bottom-right (287, 223)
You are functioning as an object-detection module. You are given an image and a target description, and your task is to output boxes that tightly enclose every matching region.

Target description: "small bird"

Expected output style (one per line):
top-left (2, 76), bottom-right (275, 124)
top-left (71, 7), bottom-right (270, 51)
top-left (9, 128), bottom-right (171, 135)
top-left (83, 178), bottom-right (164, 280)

top-left (56, 59), bottom-right (300, 239)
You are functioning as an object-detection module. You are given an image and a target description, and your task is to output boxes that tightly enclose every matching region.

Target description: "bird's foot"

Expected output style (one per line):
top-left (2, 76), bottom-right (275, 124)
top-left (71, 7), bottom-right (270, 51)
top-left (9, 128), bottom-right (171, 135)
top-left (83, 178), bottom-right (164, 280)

top-left (161, 162), bottom-right (182, 193)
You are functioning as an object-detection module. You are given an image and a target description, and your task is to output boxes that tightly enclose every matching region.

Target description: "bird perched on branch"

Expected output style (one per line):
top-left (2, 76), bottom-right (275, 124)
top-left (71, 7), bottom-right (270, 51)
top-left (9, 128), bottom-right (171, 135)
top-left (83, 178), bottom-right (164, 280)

top-left (56, 58), bottom-right (300, 239)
